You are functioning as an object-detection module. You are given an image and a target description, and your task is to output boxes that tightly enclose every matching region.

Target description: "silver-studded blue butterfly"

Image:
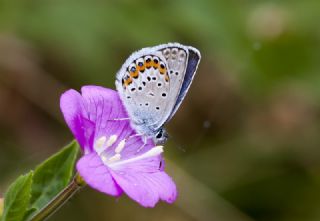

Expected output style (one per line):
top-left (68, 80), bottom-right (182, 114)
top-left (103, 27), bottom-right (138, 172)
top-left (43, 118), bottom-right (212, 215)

top-left (115, 43), bottom-right (201, 144)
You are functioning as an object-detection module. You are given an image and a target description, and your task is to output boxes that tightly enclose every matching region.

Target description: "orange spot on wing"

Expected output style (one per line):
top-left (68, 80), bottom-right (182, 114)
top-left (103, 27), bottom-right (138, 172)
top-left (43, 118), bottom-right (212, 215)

top-left (153, 61), bottom-right (159, 69)
top-left (130, 67), bottom-right (139, 78)
top-left (124, 77), bottom-right (133, 87)
top-left (137, 62), bottom-right (146, 72)
top-left (159, 66), bottom-right (166, 75)
top-left (165, 74), bottom-right (169, 82)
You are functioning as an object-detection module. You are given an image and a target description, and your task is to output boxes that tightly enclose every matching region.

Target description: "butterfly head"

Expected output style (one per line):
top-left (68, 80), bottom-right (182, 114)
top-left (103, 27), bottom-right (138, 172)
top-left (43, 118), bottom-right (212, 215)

top-left (153, 128), bottom-right (168, 145)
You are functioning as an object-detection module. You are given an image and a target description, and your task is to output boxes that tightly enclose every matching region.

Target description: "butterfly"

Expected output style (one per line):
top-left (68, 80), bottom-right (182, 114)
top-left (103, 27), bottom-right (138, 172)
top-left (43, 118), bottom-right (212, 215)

top-left (115, 43), bottom-right (201, 144)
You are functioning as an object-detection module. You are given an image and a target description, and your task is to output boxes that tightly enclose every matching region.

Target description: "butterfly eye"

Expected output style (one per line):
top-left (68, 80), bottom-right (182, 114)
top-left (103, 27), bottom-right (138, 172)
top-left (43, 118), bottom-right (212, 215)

top-left (156, 130), bottom-right (163, 139)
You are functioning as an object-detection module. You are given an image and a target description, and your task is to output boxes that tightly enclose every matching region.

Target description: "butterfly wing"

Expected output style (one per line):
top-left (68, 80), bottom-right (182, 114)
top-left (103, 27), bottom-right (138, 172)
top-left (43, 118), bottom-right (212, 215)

top-left (166, 46), bottom-right (201, 122)
top-left (115, 43), bottom-right (199, 136)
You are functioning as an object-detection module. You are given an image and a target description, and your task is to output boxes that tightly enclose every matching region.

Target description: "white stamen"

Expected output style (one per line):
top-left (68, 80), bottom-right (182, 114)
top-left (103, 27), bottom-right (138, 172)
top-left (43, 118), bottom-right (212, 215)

top-left (95, 136), bottom-right (106, 149)
top-left (106, 135), bottom-right (118, 147)
top-left (101, 153), bottom-right (108, 164)
top-left (109, 146), bottom-right (163, 168)
top-left (115, 139), bottom-right (126, 153)
top-left (108, 153), bottom-right (121, 162)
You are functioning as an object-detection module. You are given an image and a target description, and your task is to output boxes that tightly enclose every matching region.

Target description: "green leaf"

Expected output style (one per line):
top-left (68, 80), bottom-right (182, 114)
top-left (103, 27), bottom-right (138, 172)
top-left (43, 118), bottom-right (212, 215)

top-left (27, 140), bottom-right (79, 218)
top-left (1, 172), bottom-right (33, 221)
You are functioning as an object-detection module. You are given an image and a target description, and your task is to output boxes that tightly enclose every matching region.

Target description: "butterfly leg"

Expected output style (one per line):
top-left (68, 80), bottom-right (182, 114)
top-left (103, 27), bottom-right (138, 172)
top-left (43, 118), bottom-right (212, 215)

top-left (125, 133), bottom-right (148, 152)
top-left (136, 135), bottom-right (148, 152)
top-left (106, 119), bottom-right (149, 152)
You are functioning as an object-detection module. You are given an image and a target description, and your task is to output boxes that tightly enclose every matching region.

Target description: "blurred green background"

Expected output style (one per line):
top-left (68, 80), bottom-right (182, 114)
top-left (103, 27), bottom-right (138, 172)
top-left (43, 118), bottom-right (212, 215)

top-left (1, 0), bottom-right (320, 220)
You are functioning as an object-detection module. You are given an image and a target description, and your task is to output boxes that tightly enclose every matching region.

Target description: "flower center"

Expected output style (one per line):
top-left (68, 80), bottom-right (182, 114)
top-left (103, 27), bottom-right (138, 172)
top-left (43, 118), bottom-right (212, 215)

top-left (95, 135), bottom-right (127, 164)
top-left (94, 135), bottom-right (118, 155)
top-left (94, 135), bottom-right (163, 167)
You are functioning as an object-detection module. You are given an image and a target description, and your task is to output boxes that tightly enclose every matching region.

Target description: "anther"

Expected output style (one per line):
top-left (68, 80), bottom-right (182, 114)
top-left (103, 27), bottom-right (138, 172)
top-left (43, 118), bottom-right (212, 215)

top-left (106, 135), bottom-right (118, 147)
top-left (108, 153), bottom-right (121, 162)
top-left (95, 136), bottom-right (106, 149)
top-left (115, 139), bottom-right (126, 153)
top-left (101, 153), bottom-right (108, 164)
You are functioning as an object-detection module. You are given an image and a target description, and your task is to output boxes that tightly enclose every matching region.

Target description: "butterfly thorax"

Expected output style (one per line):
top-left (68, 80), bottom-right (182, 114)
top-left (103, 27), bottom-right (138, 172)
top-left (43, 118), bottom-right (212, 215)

top-left (133, 121), bottom-right (168, 145)
top-left (129, 119), bottom-right (168, 144)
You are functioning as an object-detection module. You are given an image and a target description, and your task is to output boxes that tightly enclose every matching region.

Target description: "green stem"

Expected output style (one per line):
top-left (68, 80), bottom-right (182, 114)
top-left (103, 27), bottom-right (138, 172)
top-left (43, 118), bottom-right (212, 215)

top-left (29, 173), bottom-right (86, 221)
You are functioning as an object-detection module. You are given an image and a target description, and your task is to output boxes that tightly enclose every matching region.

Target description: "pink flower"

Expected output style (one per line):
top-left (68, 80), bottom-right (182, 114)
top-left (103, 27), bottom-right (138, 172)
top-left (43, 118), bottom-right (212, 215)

top-left (60, 86), bottom-right (177, 207)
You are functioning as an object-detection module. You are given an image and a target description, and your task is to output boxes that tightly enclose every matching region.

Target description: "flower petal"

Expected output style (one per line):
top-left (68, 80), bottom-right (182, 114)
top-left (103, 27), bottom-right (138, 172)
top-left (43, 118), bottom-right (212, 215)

top-left (80, 86), bottom-right (155, 156)
top-left (110, 156), bottom-right (177, 207)
top-left (81, 86), bottom-right (137, 152)
top-left (60, 89), bottom-right (94, 151)
top-left (77, 153), bottom-right (123, 196)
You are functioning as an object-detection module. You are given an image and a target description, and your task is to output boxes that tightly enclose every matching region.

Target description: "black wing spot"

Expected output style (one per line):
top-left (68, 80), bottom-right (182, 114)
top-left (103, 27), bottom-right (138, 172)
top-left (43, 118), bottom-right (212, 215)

top-left (157, 83), bottom-right (162, 87)
top-left (145, 103), bottom-right (149, 106)
top-left (162, 93), bottom-right (167, 97)
top-left (175, 72), bottom-right (179, 75)
top-left (127, 96), bottom-right (131, 99)
top-left (138, 87), bottom-right (142, 90)
top-left (156, 107), bottom-right (160, 110)
top-left (131, 88), bottom-right (136, 92)
top-left (142, 81), bottom-right (146, 86)
top-left (152, 77), bottom-right (157, 80)
top-left (147, 76), bottom-right (151, 81)
top-left (130, 67), bottom-right (136, 72)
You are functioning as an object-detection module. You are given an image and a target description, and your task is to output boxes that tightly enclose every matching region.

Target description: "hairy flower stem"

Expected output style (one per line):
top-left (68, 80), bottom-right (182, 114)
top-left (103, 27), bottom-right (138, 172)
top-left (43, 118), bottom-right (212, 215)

top-left (29, 173), bottom-right (86, 221)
